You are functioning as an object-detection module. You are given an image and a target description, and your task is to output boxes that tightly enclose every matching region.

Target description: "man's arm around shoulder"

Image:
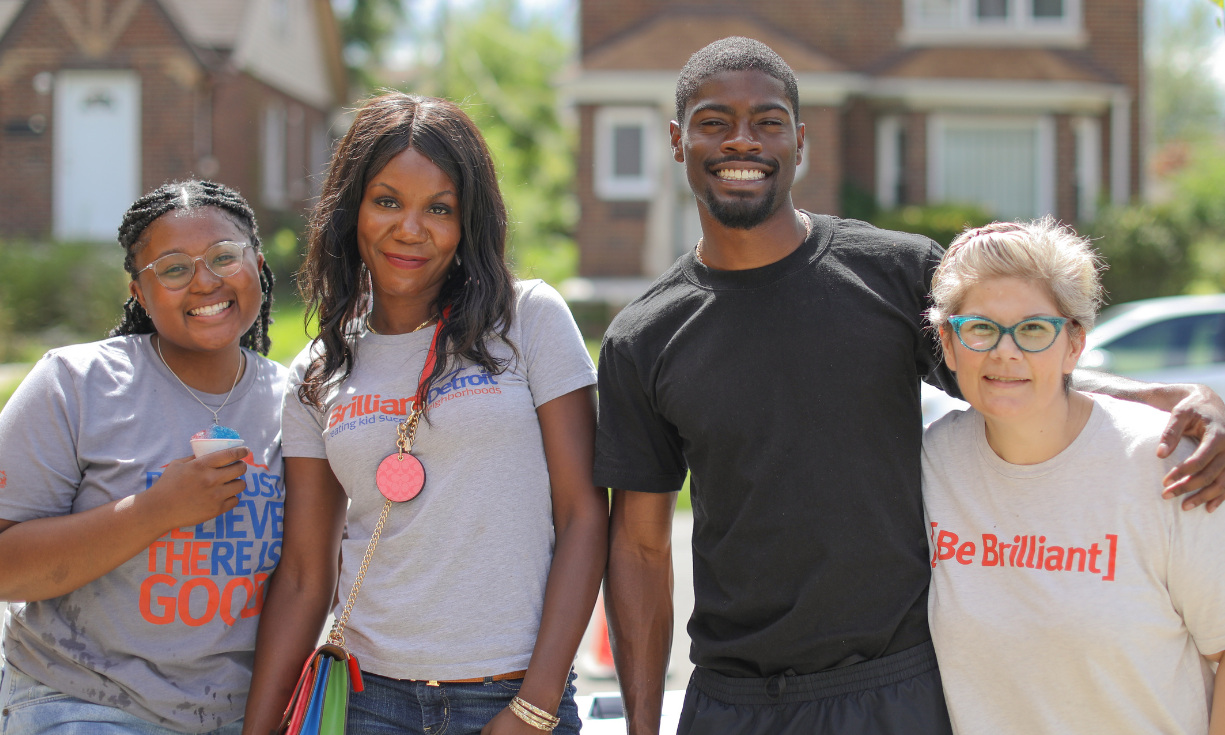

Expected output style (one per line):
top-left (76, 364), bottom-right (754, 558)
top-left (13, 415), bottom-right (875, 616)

top-left (1073, 370), bottom-right (1225, 511)
top-left (606, 489), bottom-right (677, 735)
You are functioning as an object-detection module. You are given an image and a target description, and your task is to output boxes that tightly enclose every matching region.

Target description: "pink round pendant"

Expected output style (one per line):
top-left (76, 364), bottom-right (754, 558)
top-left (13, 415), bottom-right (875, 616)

top-left (376, 453), bottom-right (426, 502)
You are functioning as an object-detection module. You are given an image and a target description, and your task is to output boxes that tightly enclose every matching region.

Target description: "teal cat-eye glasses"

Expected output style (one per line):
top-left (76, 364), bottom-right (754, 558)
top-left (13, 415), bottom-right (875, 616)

top-left (947, 315), bottom-right (1070, 353)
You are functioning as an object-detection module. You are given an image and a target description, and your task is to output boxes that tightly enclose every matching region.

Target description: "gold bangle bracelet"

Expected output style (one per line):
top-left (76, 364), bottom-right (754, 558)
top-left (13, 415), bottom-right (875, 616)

top-left (510, 698), bottom-right (557, 731)
top-left (510, 696), bottom-right (560, 731)
top-left (509, 701), bottom-right (553, 731)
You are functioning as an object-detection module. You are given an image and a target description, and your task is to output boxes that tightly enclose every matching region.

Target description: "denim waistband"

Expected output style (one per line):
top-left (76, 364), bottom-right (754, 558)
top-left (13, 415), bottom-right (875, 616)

top-left (690, 640), bottom-right (939, 705)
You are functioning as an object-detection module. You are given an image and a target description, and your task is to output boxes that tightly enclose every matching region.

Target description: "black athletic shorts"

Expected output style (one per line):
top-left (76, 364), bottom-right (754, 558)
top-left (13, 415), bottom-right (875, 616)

top-left (677, 641), bottom-right (953, 735)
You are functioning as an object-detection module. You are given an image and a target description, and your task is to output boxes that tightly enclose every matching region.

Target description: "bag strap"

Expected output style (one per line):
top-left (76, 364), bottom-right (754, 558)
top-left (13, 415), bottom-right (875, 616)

top-left (326, 308), bottom-right (448, 648)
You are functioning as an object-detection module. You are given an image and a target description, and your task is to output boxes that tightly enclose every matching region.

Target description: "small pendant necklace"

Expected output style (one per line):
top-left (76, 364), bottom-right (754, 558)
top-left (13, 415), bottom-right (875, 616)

top-left (365, 313), bottom-right (436, 336)
top-left (155, 334), bottom-right (246, 425)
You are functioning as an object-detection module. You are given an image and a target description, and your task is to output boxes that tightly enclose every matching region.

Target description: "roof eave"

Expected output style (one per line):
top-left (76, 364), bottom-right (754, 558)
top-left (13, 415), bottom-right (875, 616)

top-left (866, 77), bottom-right (1127, 113)
top-left (557, 69), bottom-right (863, 109)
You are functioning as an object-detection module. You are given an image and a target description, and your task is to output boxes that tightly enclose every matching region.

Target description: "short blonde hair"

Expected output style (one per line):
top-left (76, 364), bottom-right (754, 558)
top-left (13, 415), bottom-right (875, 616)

top-left (928, 217), bottom-right (1105, 334)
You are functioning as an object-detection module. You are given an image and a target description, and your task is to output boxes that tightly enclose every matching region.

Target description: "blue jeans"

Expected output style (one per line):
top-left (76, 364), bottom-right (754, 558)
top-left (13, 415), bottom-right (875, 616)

top-left (348, 670), bottom-right (581, 735)
top-left (0, 664), bottom-right (243, 735)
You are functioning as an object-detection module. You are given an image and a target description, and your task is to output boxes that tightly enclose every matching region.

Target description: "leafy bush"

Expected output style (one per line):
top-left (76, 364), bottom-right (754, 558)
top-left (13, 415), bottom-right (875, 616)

top-left (0, 240), bottom-right (129, 362)
top-left (841, 183), bottom-right (993, 247)
top-left (1084, 142), bottom-right (1225, 305)
top-left (1083, 205), bottom-right (1200, 305)
top-left (870, 204), bottom-right (994, 248)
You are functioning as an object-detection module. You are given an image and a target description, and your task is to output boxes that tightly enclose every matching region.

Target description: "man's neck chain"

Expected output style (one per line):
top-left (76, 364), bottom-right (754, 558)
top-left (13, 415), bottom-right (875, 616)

top-left (695, 210), bottom-right (813, 267)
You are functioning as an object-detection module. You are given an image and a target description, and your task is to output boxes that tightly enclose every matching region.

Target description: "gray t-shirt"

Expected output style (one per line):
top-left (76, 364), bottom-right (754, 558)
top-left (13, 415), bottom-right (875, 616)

top-left (0, 335), bottom-right (287, 733)
top-left (282, 280), bottom-right (596, 680)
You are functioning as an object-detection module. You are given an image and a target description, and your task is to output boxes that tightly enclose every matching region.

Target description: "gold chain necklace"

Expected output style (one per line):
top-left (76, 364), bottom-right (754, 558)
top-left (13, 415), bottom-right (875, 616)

top-left (365, 313), bottom-right (436, 335)
top-left (695, 210), bottom-right (813, 266)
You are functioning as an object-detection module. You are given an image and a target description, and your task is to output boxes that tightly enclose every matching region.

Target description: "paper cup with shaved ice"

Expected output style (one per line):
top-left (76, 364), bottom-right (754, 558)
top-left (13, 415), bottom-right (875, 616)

top-left (191, 425), bottom-right (244, 458)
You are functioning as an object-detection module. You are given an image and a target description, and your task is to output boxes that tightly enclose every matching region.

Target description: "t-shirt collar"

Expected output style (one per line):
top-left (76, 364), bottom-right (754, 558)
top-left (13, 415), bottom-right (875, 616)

top-left (141, 333), bottom-right (261, 408)
top-left (971, 395), bottom-right (1106, 479)
top-left (680, 209), bottom-right (831, 291)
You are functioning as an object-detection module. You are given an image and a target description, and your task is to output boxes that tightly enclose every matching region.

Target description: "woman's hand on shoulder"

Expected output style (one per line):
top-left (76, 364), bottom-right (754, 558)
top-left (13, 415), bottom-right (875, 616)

top-left (141, 447), bottom-right (250, 531)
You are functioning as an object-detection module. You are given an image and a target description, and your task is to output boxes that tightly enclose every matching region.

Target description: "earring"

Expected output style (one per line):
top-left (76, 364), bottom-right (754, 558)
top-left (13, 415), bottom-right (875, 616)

top-left (455, 254), bottom-right (462, 266)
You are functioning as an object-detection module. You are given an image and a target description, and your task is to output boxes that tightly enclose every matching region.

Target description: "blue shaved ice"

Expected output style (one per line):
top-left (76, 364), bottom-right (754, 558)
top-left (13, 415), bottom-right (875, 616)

top-left (192, 425), bottom-right (240, 440)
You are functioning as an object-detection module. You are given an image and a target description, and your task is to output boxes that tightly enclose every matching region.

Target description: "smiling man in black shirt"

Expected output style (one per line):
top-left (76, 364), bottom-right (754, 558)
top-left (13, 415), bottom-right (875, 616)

top-left (597, 36), bottom-right (1225, 735)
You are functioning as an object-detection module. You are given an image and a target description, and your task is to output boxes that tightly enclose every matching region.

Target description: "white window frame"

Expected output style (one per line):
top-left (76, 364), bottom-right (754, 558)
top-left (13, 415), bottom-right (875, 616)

top-left (876, 115), bottom-right (903, 210)
top-left (1073, 116), bottom-right (1101, 222)
top-left (594, 106), bottom-right (659, 201)
top-left (927, 113), bottom-right (1056, 219)
top-left (262, 100), bottom-right (288, 210)
top-left (901, 0), bottom-right (1085, 46)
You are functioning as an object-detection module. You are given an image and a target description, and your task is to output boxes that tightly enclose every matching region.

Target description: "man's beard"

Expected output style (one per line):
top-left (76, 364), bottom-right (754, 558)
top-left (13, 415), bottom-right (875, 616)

top-left (702, 180), bottom-right (780, 230)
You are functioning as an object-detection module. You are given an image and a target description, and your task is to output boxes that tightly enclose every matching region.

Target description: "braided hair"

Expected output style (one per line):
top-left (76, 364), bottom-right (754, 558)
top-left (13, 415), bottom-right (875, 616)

top-left (109, 181), bottom-right (275, 355)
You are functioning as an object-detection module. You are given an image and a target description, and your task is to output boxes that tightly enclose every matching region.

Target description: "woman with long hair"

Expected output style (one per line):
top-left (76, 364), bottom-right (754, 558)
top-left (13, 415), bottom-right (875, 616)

top-left (242, 93), bottom-right (606, 735)
top-left (0, 181), bottom-right (286, 734)
top-left (922, 219), bottom-right (1224, 734)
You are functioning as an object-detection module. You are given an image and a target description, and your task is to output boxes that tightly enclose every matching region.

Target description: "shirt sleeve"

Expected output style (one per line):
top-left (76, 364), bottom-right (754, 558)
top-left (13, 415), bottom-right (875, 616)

top-left (920, 240), bottom-right (962, 399)
top-left (280, 346), bottom-right (330, 460)
top-left (1166, 439), bottom-right (1225, 656)
top-left (593, 336), bottom-right (687, 494)
top-left (0, 353), bottom-right (84, 522)
top-left (515, 281), bottom-right (597, 408)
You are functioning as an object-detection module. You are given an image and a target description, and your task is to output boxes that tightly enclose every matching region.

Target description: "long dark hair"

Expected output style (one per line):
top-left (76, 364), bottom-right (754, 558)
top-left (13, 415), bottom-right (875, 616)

top-left (297, 92), bottom-right (516, 410)
top-left (109, 180), bottom-right (274, 355)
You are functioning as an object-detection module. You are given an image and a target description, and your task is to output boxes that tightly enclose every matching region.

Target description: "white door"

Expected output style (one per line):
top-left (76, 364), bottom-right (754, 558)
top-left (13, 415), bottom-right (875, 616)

top-left (53, 70), bottom-right (141, 241)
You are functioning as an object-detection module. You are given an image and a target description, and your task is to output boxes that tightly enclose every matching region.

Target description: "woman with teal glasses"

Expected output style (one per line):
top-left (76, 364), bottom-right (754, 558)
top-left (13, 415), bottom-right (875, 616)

top-left (921, 218), bottom-right (1225, 735)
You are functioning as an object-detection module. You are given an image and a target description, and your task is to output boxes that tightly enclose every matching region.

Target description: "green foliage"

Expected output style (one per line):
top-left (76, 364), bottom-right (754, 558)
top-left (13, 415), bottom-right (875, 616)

top-left (840, 182), bottom-right (879, 223)
top-left (0, 241), bottom-right (128, 362)
top-left (1084, 142), bottom-right (1225, 304)
top-left (264, 227), bottom-right (305, 299)
top-left (1084, 204), bottom-right (1199, 304)
top-left (1149, 1), bottom-right (1224, 147)
top-left (266, 298), bottom-right (315, 366)
top-left (0, 366), bottom-right (31, 410)
top-left (870, 204), bottom-right (994, 248)
top-left (339, 0), bottom-right (407, 89)
top-left (841, 182), bottom-right (993, 248)
top-left (400, 0), bottom-right (578, 285)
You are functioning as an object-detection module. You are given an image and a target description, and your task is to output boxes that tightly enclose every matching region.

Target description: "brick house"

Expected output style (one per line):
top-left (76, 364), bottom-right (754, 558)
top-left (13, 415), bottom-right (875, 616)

top-left (561, 0), bottom-right (1140, 291)
top-left (0, 0), bottom-right (345, 242)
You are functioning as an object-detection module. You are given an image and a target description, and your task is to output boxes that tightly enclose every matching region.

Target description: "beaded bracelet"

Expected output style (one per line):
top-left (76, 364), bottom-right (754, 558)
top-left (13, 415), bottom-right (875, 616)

top-left (510, 696), bottom-right (561, 731)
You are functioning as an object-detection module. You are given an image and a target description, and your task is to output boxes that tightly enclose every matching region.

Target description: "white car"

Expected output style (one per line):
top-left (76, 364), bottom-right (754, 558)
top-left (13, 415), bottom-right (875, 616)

top-left (1079, 294), bottom-right (1225, 396)
top-left (921, 294), bottom-right (1225, 425)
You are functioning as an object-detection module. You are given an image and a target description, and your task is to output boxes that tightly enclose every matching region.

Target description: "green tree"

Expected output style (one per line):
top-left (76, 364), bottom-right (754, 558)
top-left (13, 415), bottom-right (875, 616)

top-left (1149, 1), bottom-right (1223, 146)
top-left (401, 0), bottom-right (578, 284)
top-left (338, 0), bottom-right (407, 89)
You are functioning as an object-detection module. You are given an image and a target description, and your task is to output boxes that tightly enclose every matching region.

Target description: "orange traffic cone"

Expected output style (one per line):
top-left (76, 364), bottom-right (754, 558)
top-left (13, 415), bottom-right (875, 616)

top-left (581, 593), bottom-right (617, 679)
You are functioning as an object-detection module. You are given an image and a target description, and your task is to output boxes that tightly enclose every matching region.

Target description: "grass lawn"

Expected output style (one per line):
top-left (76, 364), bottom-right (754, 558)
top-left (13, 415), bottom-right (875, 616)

top-left (267, 299), bottom-right (313, 366)
top-left (0, 365), bottom-right (32, 411)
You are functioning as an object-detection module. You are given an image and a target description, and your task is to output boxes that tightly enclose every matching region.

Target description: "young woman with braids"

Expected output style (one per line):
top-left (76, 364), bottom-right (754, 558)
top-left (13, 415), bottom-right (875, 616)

top-left (0, 181), bottom-right (287, 734)
top-left (243, 93), bottom-right (606, 735)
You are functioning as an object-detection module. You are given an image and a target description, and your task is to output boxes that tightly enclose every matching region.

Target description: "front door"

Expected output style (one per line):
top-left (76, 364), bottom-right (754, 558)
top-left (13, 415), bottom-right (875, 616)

top-left (53, 70), bottom-right (141, 241)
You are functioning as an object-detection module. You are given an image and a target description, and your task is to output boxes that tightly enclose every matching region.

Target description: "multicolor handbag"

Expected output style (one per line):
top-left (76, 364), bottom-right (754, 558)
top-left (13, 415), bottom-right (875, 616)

top-left (276, 643), bottom-right (364, 735)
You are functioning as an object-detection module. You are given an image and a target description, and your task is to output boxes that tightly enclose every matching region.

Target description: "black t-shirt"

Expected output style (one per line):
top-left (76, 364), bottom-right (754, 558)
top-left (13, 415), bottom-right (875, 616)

top-left (594, 214), bottom-right (959, 678)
